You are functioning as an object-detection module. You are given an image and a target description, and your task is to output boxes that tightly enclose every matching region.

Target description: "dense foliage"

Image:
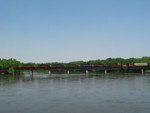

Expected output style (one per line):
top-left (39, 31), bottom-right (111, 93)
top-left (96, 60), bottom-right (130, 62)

top-left (86, 56), bottom-right (150, 64)
top-left (47, 56), bottom-right (150, 65)
top-left (0, 59), bottom-right (22, 74)
top-left (0, 58), bottom-right (22, 68)
top-left (1, 57), bottom-right (150, 67)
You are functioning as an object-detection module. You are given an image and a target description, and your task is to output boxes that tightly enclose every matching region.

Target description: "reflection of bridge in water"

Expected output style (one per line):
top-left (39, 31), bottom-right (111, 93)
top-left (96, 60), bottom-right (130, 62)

top-left (1, 63), bottom-right (150, 77)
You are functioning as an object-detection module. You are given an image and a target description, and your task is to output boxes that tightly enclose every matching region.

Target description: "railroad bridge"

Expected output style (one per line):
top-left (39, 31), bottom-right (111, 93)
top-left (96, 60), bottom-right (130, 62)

top-left (1, 63), bottom-right (150, 77)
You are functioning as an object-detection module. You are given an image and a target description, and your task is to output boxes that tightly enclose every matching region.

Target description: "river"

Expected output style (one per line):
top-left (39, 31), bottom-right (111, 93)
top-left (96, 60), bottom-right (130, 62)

top-left (0, 72), bottom-right (150, 113)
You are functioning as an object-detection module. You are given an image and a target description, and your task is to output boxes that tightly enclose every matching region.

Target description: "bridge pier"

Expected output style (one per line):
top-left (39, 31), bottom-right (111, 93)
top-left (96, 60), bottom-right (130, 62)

top-left (86, 70), bottom-right (89, 75)
top-left (141, 69), bottom-right (144, 74)
top-left (30, 70), bottom-right (33, 78)
top-left (67, 70), bottom-right (70, 74)
top-left (67, 70), bottom-right (70, 77)
top-left (104, 69), bottom-right (107, 75)
top-left (48, 70), bottom-right (52, 78)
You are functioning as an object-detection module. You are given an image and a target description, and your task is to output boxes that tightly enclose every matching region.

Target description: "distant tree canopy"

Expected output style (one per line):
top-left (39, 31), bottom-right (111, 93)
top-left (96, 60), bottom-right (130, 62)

top-left (87, 57), bottom-right (150, 64)
top-left (72, 57), bottom-right (150, 64)
top-left (0, 58), bottom-right (22, 68)
top-left (1, 56), bottom-right (150, 68)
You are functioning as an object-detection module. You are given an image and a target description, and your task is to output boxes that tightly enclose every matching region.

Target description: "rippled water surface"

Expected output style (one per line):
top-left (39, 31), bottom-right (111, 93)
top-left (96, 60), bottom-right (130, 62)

top-left (0, 72), bottom-right (150, 113)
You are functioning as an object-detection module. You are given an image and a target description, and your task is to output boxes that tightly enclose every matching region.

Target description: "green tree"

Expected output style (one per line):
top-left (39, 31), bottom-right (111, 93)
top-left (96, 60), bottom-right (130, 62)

top-left (7, 67), bottom-right (15, 74)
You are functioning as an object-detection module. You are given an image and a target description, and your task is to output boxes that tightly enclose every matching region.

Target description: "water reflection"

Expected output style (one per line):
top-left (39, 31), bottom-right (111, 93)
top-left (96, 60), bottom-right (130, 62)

top-left (0, 73), bottom-right (150, 113)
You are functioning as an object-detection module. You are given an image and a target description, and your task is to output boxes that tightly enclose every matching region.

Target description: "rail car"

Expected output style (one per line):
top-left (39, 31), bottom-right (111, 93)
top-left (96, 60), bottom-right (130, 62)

top-left (37, 64), bottom-right (50, 67)
top-left (50, 64), bottom-right (66, 70)
top-left (9, 65), bottom-right (21, 68)
top-left (77, 64), bottom-right (93, 70)
top-left (107, 63), bottom-right (122, 67)
top-left (65, 64), bottom-right (79, 70)
top-left (35, 65), bottom-right (50, 70)
top-left (124, 63), bottom-right (150, 67)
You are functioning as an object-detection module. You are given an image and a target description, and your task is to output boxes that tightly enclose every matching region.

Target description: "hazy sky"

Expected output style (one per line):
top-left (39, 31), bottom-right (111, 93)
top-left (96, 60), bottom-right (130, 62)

top-left (0, 0), bottom-right (150, 63)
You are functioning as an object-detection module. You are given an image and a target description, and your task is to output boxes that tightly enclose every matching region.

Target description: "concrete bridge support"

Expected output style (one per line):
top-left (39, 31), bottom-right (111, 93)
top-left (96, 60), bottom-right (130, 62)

top-left (48, 70), bottom-right (52, 78)
top-left (30, 70), bottom-right (33, 79)
top-left (141, 69), bottom-right (144, 75)
top-left (104, 69), bottom-right (107, 75)
top-left (67, 70), bottom-right (70, 77)
top-left (67, 70), bottom-right (70, 74)
top-left (86, 70), bottom-right (89, 76)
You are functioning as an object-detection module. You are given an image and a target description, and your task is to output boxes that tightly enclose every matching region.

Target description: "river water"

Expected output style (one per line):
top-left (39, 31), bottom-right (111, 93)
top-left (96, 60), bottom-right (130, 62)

top-left (0, 72), bottom-right (150, 113)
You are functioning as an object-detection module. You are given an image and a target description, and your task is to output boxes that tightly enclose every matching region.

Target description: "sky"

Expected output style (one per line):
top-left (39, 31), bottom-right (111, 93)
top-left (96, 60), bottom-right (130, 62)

top-left (0, 0), bottom-right (150, 63)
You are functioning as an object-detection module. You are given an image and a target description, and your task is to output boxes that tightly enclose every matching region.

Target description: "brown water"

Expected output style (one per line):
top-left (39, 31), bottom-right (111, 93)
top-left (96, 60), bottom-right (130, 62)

top-left (0, 72), bottom-right (150, 113)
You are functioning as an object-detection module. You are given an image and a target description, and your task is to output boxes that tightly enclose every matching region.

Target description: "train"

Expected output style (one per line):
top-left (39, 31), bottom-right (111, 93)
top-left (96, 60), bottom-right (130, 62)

top-left (8, 63), bottom-right (150, 68)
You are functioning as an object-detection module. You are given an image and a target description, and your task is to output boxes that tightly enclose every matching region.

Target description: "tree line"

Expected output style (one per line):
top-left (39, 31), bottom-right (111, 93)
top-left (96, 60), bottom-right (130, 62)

top-left (0, 58), bottom-right (22, 74)
top-left (1, 56), bottom-right (150, 67)
top-left (47, 56), bottom-right (150, 65)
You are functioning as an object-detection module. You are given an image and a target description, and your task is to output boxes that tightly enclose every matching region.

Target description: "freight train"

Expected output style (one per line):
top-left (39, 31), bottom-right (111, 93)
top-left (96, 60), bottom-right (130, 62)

top-left (8, 63), bottom-right (150, 69)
